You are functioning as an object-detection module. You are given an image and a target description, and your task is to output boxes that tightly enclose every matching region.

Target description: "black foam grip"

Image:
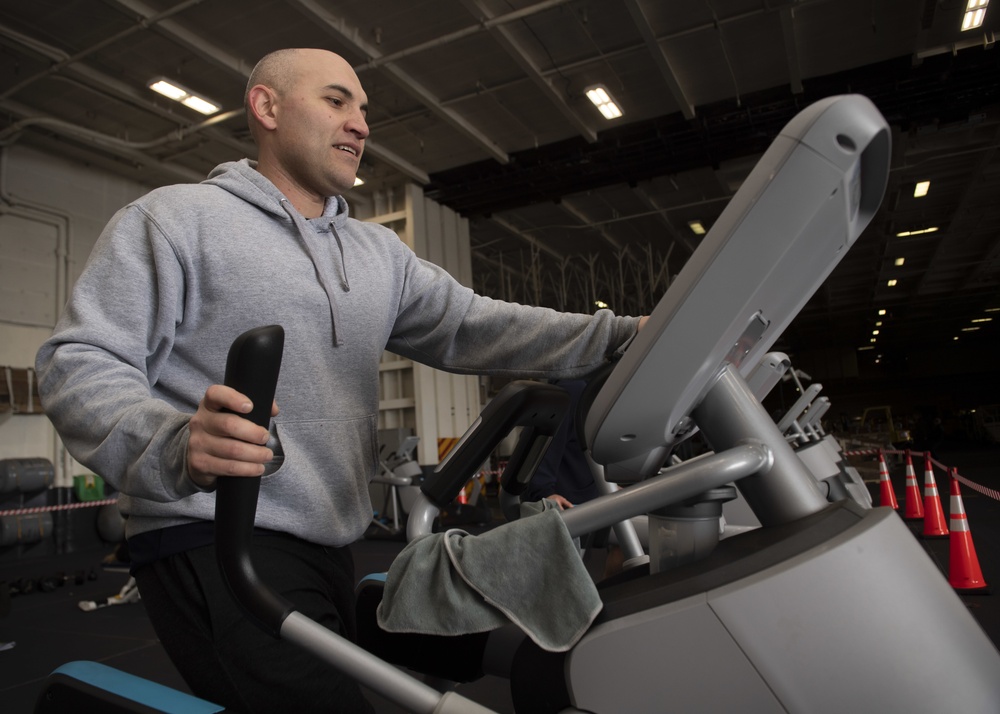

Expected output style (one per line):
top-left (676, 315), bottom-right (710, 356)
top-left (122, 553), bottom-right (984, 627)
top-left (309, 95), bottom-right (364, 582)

top-left (214, 325), bottom-right (294, 638)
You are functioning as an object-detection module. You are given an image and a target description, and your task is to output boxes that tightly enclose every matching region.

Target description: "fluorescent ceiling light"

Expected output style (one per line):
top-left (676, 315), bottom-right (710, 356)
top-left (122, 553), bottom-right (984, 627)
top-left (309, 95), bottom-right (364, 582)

top-left (914, 180), bottom-right (930, 197)
top-left (894, 257), bottom-right (905, 266)
top-left (148, 78), bottom-right (220, 115)
top-left (353, 177), bottom-right (364, 187)
top-left (181, 95), bottom-right (220, 115)
top-left (585, 85), bottom-right (623, 120)
top-left (961, 326), bottom-right (980, 332)
top-left (962, 0), bottom-right (989, 30)
top-left (971, 317), bottom-right (993, 323)
top-left (896, 227), bottom-right (939, 237)
top-left (858, 346), bottom-right (874, 351)
top-left (687, 220), bottom-right (706, 235)
top-left (878, 309), bottom-right (887, 316)
top-left (594, 300), bottom-right (609, 309)
top-left (149, 80), bottom-right (186, 101)
top-left (887, 279), bottom-right (898, 287)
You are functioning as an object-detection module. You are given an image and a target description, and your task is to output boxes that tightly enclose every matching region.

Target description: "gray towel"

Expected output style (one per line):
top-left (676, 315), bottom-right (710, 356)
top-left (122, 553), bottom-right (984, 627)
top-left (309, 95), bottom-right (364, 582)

top-left (376, 501), bottom-right (601, 652)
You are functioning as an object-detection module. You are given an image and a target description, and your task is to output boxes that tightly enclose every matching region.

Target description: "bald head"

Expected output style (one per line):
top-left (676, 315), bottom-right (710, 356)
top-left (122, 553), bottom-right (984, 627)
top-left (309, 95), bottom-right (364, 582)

top-left (244, 49), bottom-right (360, 142)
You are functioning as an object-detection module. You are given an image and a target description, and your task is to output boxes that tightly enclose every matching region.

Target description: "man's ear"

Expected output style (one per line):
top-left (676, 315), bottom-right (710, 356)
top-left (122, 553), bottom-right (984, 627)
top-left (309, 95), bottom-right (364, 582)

top-left (247, 85), bottom-right (278, 131)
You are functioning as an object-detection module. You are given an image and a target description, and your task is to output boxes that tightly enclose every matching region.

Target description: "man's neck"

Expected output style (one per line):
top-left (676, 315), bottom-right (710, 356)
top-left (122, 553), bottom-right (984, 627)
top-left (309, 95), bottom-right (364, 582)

top-left (254, 161), bottom-right (325, 218)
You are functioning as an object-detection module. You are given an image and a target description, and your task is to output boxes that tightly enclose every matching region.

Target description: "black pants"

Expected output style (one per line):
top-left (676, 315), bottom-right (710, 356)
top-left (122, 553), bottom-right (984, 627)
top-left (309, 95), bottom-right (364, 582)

top-left (134, 533), bottom-right (375, 713)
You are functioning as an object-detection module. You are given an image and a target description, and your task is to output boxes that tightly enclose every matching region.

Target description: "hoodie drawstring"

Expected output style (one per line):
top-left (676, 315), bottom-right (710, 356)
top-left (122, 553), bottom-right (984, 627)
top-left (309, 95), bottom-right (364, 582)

top-left (330, 224), bottom-right (351, 292)
top-left (280, 199), bottom-right (349, 347)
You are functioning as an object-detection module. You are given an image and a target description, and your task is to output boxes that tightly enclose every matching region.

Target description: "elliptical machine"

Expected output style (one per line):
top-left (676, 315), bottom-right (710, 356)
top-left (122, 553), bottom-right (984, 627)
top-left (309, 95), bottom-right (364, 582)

top-left (36, 94), bottom-right (1000, 713)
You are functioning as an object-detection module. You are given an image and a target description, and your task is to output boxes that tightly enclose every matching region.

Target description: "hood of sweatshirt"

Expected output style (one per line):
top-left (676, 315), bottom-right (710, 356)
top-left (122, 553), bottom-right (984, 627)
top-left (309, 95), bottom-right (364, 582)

top-left (204, 160), bottom-right (352, 345)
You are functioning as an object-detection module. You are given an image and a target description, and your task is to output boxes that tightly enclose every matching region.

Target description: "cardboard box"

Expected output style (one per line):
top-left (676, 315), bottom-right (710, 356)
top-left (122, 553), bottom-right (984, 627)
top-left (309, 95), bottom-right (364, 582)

top-left (1, 366), bottom-right (42, 414)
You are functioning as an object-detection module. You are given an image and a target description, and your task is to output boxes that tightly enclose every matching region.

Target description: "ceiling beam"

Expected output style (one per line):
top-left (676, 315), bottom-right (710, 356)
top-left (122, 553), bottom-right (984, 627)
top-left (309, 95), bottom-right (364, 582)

top-left (459, 0), bottom-right (598, 144)
top-left (361, 138), bottom-right (430, 186)
top-left (557, 200), bottom-right (652, 275)
top-left (628, 184), bottom-right (698, 256)
top-left (911, 144), bottom-right (997, 298)
top-left (106, 0), bottom-right (429, 185)
top-left (288, 0), bottom-right (510, 166)
top-left (0, 20), bottom-right (256, 159)
top-left (779, 6), bottom-right (804, 94)
top-left (107, 0), bottom-right (254, 77)
top-left (623, 0), bottom-right (695, 120)
top-left (488, 215), bottom-right (566, 261)
top-left (0, 99), bottom-right (206, 184)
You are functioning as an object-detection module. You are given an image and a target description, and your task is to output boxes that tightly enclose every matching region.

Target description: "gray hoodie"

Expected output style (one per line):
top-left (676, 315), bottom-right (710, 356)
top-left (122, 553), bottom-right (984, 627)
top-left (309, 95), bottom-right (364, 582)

top-left (36, 159), bottom-right (639, 547)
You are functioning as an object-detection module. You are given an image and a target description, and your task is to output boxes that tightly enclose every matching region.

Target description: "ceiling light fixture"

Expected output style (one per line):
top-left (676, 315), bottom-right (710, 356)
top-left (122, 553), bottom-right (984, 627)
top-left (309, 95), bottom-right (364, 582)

top-left (913, 180), bottom-right (930, 197)
top-left (353, 177), bottom-right (364, 187)
top-left (971, 317), bottom-right (993, 323)
top-left (688, 220), bottom-right (706, 235)
top-left (894, 257), bottom-right (905, 266)
top-left (594, 300), bottom-right (609, 309)
top-left (148, 78), bottom-right (221, 115)
top-left (887, 279), bottom-right (898, 287)
top-left (585, 85), bottom-right (623, 120)
top-left (961, 326), bottom-right (980, 332)
top-left (878, 309), bottom-right (887, 316)
top-left (962, 0), bottom-right (989, 30)
top-left (896, 227), bottom-right (939, 237)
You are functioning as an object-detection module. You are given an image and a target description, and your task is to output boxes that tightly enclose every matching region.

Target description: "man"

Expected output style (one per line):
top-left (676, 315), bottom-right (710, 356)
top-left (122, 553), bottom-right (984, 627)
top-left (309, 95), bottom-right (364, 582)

top-left (523, 379), bottom-right (597, 510)
top-left (36, 48), bottom-right (644, 712)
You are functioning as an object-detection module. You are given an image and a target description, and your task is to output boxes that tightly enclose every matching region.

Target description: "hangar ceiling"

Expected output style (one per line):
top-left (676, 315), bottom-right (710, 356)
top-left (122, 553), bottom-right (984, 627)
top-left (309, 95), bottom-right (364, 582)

top-left (1, 0), bottom-right (998, 392)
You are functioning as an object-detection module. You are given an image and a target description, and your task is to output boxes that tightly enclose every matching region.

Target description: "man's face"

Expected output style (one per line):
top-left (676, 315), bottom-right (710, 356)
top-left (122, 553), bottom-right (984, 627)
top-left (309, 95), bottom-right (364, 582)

top-left (272, 51), bottom-right (369, 199)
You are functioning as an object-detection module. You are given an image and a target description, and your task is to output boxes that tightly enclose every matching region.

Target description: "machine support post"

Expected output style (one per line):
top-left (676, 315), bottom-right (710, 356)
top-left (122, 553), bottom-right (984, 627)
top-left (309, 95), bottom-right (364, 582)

top-left (693, 365), bottom-right (828, 526)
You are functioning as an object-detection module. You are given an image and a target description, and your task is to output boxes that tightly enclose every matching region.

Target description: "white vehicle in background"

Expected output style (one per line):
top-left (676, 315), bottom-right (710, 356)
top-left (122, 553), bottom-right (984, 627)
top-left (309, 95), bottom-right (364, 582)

top-left (973, 405), bottom-right (1000, 444)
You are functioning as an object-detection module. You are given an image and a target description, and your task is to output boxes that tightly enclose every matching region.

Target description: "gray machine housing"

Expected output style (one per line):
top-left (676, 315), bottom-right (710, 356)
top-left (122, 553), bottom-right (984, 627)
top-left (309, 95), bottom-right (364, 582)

top-left (565, 503), bottom-right (999, 713)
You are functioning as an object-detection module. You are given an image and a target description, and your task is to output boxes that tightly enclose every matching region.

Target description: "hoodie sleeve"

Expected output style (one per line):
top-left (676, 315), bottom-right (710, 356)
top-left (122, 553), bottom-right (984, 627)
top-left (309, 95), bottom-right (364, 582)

top-left (386, 251), bottom-right (640, 379)
top-left (35, 204), bottom-right (199, 502)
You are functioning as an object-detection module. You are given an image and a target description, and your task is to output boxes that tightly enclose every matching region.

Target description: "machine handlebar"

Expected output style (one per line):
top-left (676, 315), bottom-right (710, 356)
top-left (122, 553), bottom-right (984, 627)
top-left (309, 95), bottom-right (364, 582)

top-left (214, 324), bottom-right (292, 638)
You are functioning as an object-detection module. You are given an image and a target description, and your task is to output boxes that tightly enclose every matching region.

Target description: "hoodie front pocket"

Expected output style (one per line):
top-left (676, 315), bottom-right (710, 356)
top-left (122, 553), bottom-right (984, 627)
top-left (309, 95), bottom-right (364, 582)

top-left (256, 416), bottom-right (380, 542)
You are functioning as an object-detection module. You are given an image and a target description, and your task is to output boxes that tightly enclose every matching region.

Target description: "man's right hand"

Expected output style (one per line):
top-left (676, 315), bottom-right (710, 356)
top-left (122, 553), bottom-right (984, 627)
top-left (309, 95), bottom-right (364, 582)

top-left (186, 384), bottom-right (278, 489)
top-left (547, 494), bottom-right (574, 510)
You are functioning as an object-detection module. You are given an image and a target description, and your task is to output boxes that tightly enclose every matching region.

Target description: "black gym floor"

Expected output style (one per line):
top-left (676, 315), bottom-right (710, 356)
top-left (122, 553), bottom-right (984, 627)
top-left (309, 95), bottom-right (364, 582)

top-left (2, 443), bottom-right (998, 713)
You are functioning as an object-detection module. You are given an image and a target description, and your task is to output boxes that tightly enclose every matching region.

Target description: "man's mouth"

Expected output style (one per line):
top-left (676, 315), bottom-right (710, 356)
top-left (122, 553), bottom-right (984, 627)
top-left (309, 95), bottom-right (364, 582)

top-left (335, 145), bottom-right (358, 157)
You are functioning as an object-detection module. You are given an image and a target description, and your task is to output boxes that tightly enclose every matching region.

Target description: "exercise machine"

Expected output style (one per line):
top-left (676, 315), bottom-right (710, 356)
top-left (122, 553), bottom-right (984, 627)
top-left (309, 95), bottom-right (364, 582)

top-left (368, 434), bottom-right (421, 538)
top-left (381, 94), bottom-right (1000, 712)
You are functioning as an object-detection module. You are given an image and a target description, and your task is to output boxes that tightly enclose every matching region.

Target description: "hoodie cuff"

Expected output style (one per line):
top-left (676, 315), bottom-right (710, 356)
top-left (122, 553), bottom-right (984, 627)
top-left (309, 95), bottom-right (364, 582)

top-left (171, 426), bottom-right (218, 495)
top-left (610, 317), bottom-right (642, 359)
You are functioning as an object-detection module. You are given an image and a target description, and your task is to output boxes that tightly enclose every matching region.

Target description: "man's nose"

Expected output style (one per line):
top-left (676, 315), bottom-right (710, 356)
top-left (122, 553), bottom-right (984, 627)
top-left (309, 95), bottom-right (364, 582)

top-left (347, 111), bottom-right (369, 139)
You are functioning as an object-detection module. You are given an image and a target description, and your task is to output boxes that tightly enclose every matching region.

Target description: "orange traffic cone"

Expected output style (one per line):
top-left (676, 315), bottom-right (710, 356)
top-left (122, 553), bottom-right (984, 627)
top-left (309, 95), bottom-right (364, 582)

top-left (948, 471), bottom-right (989, 594)
top-left (877, 449), bottom-right (898, 510)
top-left (921, 452), bottom-right (949, 539)
top-left (902, 450), bottom-right (924, 520)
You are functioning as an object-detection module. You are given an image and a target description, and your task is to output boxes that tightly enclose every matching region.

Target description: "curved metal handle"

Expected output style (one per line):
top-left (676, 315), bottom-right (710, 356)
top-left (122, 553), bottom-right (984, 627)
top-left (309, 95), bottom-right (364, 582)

top-left (214, 325), bottom-right (292, 637)
top-left (421, 380), bottom-right (570, 508)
